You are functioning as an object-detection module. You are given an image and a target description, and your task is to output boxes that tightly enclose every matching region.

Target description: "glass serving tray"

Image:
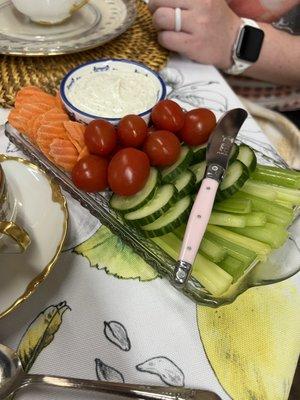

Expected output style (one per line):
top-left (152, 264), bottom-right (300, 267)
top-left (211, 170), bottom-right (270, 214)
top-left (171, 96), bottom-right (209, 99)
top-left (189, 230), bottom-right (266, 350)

top-left (5, 123), bottom-right (300, 307)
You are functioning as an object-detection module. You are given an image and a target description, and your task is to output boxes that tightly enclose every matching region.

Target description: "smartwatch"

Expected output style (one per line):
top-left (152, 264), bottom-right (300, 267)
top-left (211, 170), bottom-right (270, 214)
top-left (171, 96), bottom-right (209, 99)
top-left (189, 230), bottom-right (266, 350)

top-left (225, 18), bottom-right (265, 75)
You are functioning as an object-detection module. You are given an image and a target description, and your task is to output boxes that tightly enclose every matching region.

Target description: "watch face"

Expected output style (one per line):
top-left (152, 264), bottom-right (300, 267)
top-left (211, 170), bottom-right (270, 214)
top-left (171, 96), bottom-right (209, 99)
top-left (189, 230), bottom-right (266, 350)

top-left (236, 25), bottom-right (265, 63)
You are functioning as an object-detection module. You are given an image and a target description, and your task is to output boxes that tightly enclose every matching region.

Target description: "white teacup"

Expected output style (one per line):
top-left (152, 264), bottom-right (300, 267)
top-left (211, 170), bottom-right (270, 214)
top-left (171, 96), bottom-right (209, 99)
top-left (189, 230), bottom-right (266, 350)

top-left (12, 0), bottom-right (89, 25)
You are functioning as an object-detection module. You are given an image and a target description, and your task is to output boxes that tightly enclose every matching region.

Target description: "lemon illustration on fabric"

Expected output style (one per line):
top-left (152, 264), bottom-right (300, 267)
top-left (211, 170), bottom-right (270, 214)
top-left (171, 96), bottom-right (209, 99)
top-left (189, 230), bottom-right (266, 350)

top-left (197, 279), bottom-right (300, 400)
top-left (75, 226), bottom-right (158, 281)
top-left (18, 301), bottom-right (70, 372)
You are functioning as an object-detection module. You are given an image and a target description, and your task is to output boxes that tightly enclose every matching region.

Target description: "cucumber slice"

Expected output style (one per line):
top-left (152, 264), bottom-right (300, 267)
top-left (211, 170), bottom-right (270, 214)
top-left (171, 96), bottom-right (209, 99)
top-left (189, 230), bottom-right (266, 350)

top-left (141, 195), bottom-right (192, 237)
top-left (189, 161), bottom-right (206, 189)
top-left (191, 143), bottom-right (207, 163)
top-left (110, 168), bottom-right (160, 212)
top-left (237, 144), bottom-right (257, 173)
top-left (173, 170), bottom-right (196, 199)
top-left (229, 143), bottom-right (239, 164)
top-left (124, 184), bottom-right (177, 226)
top-left (216, 160), bottom-right (249, 201)
top-left (161, 146), bottom-right (193, 183)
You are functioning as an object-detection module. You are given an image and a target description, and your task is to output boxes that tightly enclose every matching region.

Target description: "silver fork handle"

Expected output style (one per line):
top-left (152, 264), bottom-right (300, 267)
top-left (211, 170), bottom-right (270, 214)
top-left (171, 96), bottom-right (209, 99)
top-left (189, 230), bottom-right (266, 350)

top-left (22, 374), bottom-right (221, 400)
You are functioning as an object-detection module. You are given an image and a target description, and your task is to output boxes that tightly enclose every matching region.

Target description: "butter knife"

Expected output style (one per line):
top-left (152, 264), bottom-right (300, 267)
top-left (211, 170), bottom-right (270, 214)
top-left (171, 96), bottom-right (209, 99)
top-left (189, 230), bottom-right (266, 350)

top-left (173, 108), bottom-right (248, 287)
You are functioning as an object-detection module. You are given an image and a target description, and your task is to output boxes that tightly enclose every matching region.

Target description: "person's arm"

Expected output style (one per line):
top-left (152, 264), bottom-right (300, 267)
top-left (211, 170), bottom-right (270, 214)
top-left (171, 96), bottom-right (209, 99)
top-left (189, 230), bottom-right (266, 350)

top-left (243, 22), bottom-right (300, 86)
top-left (148, 0), bottom-right (300, 87)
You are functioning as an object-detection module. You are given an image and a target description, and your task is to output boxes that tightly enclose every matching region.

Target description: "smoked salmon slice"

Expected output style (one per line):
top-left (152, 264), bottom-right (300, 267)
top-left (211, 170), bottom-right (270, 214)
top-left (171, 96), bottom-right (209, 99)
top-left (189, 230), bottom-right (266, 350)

top-left (36, 124), bottom-right (69, 156)
top-left (49, 138), bottom-right (78, 172)
top-left (8, 108), bottom-right (28, 134)
top-left (8, 86), bottom-right (87, 173)
top-left (63, 120), bottom-right (86, 152)
top-left (77, 146), bottom-right (89, 161)
top-left (15, 90), bottom-right (57, 109)
top-left (27, 113), bottom-right (44, 143)
top-left (40, 108), bottom-right (69, 126)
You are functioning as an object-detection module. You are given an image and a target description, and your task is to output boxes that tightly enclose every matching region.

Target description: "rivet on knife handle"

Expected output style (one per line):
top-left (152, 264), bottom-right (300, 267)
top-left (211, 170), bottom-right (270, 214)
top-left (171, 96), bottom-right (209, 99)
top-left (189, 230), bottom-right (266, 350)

top-left (173, 176), bottom-right (220, 288)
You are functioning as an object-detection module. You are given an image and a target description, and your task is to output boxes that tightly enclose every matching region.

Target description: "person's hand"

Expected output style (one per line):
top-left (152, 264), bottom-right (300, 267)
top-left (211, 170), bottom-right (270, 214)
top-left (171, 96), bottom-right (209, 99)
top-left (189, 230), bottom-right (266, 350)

top-left (148, 0), bottom-right (241, 70)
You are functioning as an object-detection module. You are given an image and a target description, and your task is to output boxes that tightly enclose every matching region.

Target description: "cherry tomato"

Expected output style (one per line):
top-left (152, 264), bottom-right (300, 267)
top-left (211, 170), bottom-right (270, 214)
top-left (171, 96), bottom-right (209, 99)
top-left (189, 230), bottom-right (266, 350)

top-left (84, 119), bottom-right (117, 157)
top-left (180, 108), bottom-right (216, 146)
top-left (72, 155), bottom-right (108, 192)
top-left (151, 99), bottom-right (185, 133)
top-left (108, 148), bottom-right (150, 196)
top-left (143, 130), bottom-right (181, 166)
top-left (108, 142), bottom-right (123, 160)
top-left (147, 125), bottom-right (157, 134)
top-left (117, 114), bottom-right (148, 147)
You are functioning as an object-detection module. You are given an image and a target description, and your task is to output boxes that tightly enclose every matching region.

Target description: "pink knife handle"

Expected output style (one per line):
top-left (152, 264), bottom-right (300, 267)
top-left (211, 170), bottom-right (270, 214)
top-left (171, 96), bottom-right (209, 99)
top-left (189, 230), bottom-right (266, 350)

top-left (179, 178), bottom-right (219, 264)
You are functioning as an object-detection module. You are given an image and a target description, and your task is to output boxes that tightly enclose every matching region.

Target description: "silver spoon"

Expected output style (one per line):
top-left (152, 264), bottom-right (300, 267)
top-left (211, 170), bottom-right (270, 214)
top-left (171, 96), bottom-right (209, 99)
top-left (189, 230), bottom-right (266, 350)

top-left (0, 344), bottom-right (221, 400)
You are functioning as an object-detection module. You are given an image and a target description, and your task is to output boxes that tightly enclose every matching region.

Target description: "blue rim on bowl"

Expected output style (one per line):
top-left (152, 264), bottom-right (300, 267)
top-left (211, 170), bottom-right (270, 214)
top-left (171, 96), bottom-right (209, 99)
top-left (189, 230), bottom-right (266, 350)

top-left (59, 58), bottom-right (167, 123)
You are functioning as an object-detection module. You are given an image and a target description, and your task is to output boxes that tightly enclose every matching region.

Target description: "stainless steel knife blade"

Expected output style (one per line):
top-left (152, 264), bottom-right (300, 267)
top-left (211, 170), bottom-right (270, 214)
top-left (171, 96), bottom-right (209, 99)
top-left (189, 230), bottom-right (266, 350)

top-left (206, 108), bottom-right (248, 178)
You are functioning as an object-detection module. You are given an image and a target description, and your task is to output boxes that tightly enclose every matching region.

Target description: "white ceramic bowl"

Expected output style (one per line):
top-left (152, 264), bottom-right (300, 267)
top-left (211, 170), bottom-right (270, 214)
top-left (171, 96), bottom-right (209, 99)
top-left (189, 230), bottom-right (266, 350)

top-left (12, 0), bottom-right (89, 25)
top-left (59, 59), bottom-right (167, 125)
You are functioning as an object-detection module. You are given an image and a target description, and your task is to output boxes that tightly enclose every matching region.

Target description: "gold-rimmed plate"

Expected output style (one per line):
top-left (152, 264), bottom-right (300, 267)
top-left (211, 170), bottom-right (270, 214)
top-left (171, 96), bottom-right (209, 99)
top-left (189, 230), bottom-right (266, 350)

top-left (0, 0), bottom-right (136, 56)
top-left (0, 154), bottom-right (68, 319)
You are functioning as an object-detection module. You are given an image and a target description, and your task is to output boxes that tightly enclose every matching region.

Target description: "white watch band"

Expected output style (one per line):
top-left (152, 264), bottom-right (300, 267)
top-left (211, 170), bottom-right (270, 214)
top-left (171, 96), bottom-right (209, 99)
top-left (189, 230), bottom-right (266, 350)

top-left (225, 18), bottom-right (260, 75)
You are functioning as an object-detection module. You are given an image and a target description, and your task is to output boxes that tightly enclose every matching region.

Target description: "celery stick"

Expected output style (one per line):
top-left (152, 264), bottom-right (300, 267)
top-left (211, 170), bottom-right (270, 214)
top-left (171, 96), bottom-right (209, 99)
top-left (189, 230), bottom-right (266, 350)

top-left (234, 192), bottom-right (293, 222)
top-left (174, 225), bottom-right (226, 263)
top-left (219, 255), bottom-right (246, 282)
top-left (274, 188), bottom-right (300, 205)
top-left (152, 233), bottom-right (232, 296)
top-left (152, 234), bottom-right (179, 260)
top-left (213, 198), bottom-right (252, 214)
top-left (252, 166), bottom-right (300, 189)
top-left (250, 179), bottom-right (300, 204)
top-left (256, 165), bottom-right (300, 177)
top-left (199, 238), bottom-right (227, 263)
top-left (265, 213), bottom-right (290, 227)
top-left (275, 200), bottom-right (294, 209)
top-left (206, 225), bottom-right (271, 261)
top-left (244, 212), bottom-right (267, 226)
top-left (228, 223), bottom-right (288, 249)
top-left (241, 180), bottom-right (277, 201)
top-left (205, 231), bottom-right (257, 265)
top-left (209, 211), bottom-right (246, 227)
top-left (191, 253), bottom-right (233, 296)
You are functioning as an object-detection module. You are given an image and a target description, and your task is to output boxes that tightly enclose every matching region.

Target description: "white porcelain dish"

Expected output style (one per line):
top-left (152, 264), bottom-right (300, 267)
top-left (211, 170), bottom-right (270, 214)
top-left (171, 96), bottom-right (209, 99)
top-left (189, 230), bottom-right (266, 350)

top-left (0, 0), bottom-right (136, 56)
top-left (0, 154), bottom-right (68, 319)
top-left (11, 0), bottom-right (89, 25)
top-left (60, 59), bottom-right (167, 125)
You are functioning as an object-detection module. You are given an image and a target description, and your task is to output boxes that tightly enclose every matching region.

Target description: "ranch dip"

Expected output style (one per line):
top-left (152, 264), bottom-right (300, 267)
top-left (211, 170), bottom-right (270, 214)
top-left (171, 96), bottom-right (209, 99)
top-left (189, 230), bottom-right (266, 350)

top-left (68, 69), bottom-right (160, 118)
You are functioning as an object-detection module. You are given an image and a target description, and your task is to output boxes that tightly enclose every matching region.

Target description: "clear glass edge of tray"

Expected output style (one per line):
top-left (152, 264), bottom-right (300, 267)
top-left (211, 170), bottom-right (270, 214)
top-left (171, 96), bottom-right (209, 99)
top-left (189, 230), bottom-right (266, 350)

top-left (5, 122), bottom-right (296, 307)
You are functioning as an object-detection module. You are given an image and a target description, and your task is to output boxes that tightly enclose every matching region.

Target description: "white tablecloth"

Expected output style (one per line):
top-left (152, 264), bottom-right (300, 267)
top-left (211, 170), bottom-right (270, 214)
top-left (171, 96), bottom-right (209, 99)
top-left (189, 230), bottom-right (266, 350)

top-left (0, 55), bottom-right (299, 400)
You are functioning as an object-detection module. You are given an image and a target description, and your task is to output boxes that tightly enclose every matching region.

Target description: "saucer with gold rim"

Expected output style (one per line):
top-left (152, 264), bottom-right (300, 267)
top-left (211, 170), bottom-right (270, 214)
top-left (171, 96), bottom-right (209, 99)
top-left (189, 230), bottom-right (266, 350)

top-left (0, 154), bottom-right (68, 319)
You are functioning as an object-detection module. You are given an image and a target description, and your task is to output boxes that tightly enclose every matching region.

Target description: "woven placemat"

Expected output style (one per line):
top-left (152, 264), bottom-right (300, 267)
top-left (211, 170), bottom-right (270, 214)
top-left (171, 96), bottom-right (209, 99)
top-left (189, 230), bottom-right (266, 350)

top-left (0, 0), bottom-right (169, 108)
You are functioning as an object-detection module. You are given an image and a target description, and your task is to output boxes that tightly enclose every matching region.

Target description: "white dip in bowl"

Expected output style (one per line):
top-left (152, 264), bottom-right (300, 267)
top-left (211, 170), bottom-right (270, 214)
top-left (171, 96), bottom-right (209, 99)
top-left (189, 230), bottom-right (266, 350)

top-left (60, 59), bottom-right (166, 125)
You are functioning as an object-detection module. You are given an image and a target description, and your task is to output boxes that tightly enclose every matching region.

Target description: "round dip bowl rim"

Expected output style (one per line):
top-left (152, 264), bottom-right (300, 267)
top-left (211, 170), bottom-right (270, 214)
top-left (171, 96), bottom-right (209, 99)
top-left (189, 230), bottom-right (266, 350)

top-left (59, 58), bottom-right (167, 125)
